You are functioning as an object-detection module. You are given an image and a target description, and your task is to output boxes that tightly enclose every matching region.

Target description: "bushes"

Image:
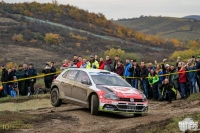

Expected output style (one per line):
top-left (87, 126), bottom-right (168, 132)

top-left (12, 34), bottom-right (24, 42)
top-left (44, 33), bottom-right (61, 45)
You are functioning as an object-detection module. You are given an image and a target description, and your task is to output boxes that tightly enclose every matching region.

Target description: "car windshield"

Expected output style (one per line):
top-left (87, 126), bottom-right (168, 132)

top-left (90, 72), bottom-right (131, 87)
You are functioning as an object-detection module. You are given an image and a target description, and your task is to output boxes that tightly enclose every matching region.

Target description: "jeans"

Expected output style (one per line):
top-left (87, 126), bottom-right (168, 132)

top-left (2, 84), bottom-right (8, 97)
top-left (141, 79), bottom-right (148, 98)
top-left (189, 78), bottom-right (197, 94)
top-left (131, 79), bottom-right (138, 89)
top-left (179, 83), bottom-right (186, 98)
top-left (158, 82), bottom-right (162, 99)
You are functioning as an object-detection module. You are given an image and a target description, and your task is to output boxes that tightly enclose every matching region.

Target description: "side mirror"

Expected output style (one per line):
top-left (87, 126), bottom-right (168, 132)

top-left (81, 79), bottom-right (91, 85)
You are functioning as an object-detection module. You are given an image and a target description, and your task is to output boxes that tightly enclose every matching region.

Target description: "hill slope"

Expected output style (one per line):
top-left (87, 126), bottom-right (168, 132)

top-left (115, 17), bottom-right (200, 40)
top-left (183, 15), bottom-right (200, 20)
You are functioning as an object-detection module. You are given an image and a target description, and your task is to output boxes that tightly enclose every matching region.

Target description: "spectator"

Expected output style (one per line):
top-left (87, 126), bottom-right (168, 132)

top-left (169, 65), bottom-right (179, 95)
top-left (42, 63), bottom-right (53, 92)
top-left (129, 60), bottom-right (140, 89)
top-left (7, 68), bottom-right (14, 96)
top-left (124, 58), bottom-right (132, 85)
top-left (196, 56), bottom-right (200, 89)
top-left (1, 64), bottom-right (8, 97)
top-left (159, 78), bottom-right (176, 103)
top-left (27, 63), bottom-right (37, 95)
top-left (176, 57), bottom-right (181, 68)
top-left (147, 62), bottom-right (156, 72)
top-left (187, 59), bottom-right (197, 94)
top-left (23, 63), bottom-right (29, 95)
top-left (80, 59), bottom-right (87, 68)
top-left (114, 61), bottom-right (124, 76)
top-left (178, 62), bottom-right (187, 99)
top-left (140, 62), bottom-right (149, 98)
top-left (113, 55), bottom-right (120, 72)
top-left (98, 57), bottom-right (104, 69)
top-left (161, 59), bottom-right (170, 78)
top-left (69, 61), bottom-right (77, 68)
top-left (156, 64), bottom-right (164, 99)
top-left (77, 57), bottom-right (83, 68)
top-left (73, 55), bottom-right (79, 65)
top-left (104, 56), bottom-right (113, 71)
top-left (15, 65), bottom-right (26, 96)
top-left (94, 54), bottom-right (99, 62)
top-left (86, 54), bottom-right (99, 69)
top-left (50, 61), bottom-right (56, 82)
top-left (11, 66), bottom-right (16, 77)
top-left (148, 69), bottom-right (159, 100)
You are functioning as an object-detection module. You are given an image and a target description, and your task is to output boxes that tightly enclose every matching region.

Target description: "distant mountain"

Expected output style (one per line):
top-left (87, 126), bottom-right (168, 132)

top-left (115, 17), bottom-right (200, 40)
top-left (183, 15), bottom-right (200, 20)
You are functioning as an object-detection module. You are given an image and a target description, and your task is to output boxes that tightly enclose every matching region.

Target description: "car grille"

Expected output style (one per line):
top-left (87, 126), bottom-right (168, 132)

top-left (116, 105), bottom-right (145, 111)
top-left (119, 98), bottom-right (143, 102)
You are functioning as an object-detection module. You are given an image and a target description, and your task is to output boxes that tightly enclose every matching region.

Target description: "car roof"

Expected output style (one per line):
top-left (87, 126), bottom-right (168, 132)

top-left (66, 68), bottom-right (110, 73)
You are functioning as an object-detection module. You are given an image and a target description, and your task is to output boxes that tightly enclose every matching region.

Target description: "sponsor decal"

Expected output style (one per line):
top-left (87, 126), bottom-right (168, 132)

top-left (178, 118), bottom-right (199, 132)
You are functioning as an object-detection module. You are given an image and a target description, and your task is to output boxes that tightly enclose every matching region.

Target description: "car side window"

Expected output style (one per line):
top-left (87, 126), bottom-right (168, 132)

top-left (76, 71), bottom-right (90, 83)
top-left (63, 70), bottom-right (78, 80)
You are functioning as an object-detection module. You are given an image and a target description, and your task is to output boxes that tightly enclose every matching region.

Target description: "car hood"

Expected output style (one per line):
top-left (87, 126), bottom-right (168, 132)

top-left (97, 85), bottom-right (143, 99)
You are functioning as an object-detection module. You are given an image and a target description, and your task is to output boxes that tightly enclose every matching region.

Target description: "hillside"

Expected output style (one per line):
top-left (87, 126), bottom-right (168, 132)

top-left (115, 17), bottom-right (200, 40)
top-left (183, 15), bottom-right (200, 20)
top-left (0, 2), bottom-right (181, 68)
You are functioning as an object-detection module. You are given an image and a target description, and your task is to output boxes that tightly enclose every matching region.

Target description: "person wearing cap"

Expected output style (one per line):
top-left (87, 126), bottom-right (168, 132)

top-left (86, 54), bottom-right (99, 69)
top-left (1, 64), bottom-right (8, 97)
top-left (27, 63), bottom-right (37, 95)
top-left (16, 64), bottom-right (26, 96)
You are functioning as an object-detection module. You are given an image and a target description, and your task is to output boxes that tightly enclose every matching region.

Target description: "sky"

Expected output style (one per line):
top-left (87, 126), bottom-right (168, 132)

top-left (4, 0), bottom-right (200, 20)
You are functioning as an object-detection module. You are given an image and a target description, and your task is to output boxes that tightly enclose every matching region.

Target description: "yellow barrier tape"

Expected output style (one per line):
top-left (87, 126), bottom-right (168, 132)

top-left (0, 68), bottom-right (199, 84)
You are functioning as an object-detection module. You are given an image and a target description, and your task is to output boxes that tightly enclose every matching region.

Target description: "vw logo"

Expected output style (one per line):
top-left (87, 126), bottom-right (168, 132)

top-left (130, 98), bottom-right (134, 102)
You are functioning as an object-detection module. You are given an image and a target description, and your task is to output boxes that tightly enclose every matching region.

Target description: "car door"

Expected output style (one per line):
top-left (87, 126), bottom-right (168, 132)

top-left (72, 71), bottom-right (91, 104)
top-left (61, 70), bottom-right (79, 98)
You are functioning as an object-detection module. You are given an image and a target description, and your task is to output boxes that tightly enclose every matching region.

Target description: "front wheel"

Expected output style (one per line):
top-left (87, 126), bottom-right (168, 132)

top-left (50, 88), bottom-right (62, 107)
top-left (90, 94), bottom-right (99, 115)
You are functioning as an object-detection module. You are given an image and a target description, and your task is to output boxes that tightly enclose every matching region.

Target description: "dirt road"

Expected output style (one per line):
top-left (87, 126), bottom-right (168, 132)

top-left (1, 96), bottom-right (199, 133)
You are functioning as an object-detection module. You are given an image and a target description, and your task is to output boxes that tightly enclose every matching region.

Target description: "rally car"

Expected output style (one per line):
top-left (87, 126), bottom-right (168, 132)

top-left (50, 68), bottom-right (148, 116)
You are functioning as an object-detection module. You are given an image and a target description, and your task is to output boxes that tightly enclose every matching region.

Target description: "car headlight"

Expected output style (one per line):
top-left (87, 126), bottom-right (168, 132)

top-left (103, 93), bottom-right (119, 100)
top-left (142, 94), bottom-right (147, 102)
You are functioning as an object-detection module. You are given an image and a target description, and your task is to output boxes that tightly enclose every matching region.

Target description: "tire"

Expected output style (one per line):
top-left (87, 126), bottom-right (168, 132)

top-left (134, 114), bottom-right (142, 117)
top-left (90, 94), bottom-right (99, 115)
top-left (50, 88), bottom-right (62, 107)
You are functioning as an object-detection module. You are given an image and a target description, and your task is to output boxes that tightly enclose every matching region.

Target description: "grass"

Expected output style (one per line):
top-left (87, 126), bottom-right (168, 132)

top-left (187, 92), bottom-right (200, 101)
top-left (133, 113), bottom-right (200, 133)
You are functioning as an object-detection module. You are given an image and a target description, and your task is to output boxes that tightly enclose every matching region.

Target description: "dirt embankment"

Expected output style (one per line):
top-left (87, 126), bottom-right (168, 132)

top-left (0, 94), bottom-right (200, 133)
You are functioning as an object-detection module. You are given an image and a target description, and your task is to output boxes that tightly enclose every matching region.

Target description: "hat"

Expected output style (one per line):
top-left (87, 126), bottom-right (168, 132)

top-left (165, 64), bottom-right (170, 67)
top-left (1, 64), bottom-right (5, 67)
top-left (90, 54), bottom-right (94, 58)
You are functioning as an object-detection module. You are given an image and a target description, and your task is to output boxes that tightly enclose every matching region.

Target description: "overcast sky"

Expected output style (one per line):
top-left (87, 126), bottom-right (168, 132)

top-left (4, 0), bottom-right (200, 20)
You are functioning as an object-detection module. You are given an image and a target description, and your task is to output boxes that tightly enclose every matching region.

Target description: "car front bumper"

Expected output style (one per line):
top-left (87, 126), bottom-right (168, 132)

top-left (99, 100), bottom-right (148, 114)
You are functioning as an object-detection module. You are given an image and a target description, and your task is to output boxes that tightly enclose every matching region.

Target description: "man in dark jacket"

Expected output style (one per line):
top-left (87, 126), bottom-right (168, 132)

top-left (159, 78), bottom-right (177, 103)
top-left (129, 60), bottom-right (140, 89)
top-left (73, 55), bottom-right (79, 65)
top-left (15, 65), bottom-right (26, 96)
top-left (114, 61), bottom-right (124, 76)
top-left (140, 62), bottom-right (149, 98)
top-left (27, 63), bottom-right (37, 95)
top-left (1, 64), bottom-right (8, 97)
top-left (50, 61), bottom-right (56, 83)
top-left (104, 56), bottom-right (113, 72)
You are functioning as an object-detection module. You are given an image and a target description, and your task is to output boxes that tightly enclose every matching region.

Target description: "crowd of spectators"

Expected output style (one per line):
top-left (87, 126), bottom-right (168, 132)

top-left (1, 54), bottom-right (200, 103)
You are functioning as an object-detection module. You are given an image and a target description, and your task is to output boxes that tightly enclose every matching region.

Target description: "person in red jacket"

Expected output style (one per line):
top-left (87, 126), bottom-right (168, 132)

top-left (98, 57), bottom-right (104, 69)
top-left (77, 56), bottom-right (83, 68)
top-left (114, 61), bottom-right (124, 76)
top-left (178, 62), bottom-right (187, 99)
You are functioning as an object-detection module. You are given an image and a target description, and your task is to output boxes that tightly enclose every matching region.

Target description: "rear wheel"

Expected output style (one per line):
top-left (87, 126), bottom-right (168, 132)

top-left (91, 94), bottom-right (99, 115)
top-left (50, 88), bottom-right (62, 107)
